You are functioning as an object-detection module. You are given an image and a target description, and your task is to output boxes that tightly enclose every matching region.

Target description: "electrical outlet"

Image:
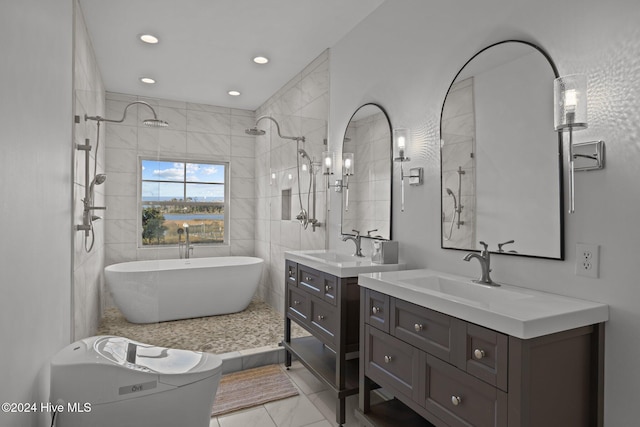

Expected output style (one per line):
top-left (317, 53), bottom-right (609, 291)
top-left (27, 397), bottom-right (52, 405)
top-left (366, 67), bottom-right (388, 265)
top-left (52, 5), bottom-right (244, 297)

top-left (576, 243), bottom-right (599, 278)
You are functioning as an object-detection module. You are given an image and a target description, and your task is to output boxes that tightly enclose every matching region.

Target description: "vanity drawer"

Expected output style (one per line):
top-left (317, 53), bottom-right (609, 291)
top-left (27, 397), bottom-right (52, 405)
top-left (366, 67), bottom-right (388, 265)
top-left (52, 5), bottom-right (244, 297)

top-left (391, 298), bottom-right (458, 363)
top-left (298, 265), bottom-right (323, 297)
top-left (287, 284), bottom-right (309, 324)
top-left (365, 325), bottom-right (421, 402)
top-left (310, 297), bottom-right (338, 346)
top-left (463, 322), bottom-right (508, 391)
top-left (365, 289), bottom-right (390, 333)
top-left (322, 274), bottom-right (337, 305)
top-left (422, 354), bottom-right (507, 427)
top-left (285, 260), bottom-right (298, 286)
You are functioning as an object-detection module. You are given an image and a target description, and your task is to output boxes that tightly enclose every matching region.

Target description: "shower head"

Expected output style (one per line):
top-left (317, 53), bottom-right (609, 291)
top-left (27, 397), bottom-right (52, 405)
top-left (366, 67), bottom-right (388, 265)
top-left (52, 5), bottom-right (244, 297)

top-left (245, 127), bottom-right (266, 136)
top-left (446, 188), bottom-right (454, 196)
top-left (86, 101), bottom-right (169, 128)
top-left (92, 174), bottom-right (107, 186)
top-left (298, 148), bottom-right (310, 159)
top-left (143, 118), bottom-right (169, 128)
top-left (245, 115), bottom-right (305, 142)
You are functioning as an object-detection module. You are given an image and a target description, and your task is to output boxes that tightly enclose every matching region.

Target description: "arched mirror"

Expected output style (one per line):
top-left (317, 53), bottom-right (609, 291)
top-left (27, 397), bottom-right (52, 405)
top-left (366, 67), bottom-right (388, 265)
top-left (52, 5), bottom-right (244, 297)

top-left (341, 103), bottom-right (392, 240)
top-left (440, 40), bottom-right (564, 259)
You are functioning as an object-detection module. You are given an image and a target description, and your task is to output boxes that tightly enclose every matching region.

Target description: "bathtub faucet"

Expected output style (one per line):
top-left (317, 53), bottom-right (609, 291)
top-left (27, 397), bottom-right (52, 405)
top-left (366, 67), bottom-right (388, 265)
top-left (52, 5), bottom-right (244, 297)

top-left (178, 225), bottom-right (194, 259)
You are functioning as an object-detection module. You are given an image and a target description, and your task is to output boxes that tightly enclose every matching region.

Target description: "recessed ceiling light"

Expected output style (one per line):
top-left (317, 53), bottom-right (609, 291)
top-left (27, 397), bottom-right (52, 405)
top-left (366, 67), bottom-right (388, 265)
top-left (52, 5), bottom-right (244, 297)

top-left (253, 56), bottom-right (269, 64)
top-left (140, 77), bottom-right (156, 84)
top-left (228, 90), bottom-right (241, 96)
top-left (140, 34), bottom-right (159, 44)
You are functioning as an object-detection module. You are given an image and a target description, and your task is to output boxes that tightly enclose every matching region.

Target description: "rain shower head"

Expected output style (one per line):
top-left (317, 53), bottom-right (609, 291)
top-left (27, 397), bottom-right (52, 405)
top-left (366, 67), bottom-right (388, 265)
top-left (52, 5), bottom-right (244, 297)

top-left (143, 118), bottom-right (169, 128)
top-left (85, 101), bottom-right (169, 128)
top-left (245, 115), bottom-right (305, 142)
top-left (245, 127), bottom-right (266, 136)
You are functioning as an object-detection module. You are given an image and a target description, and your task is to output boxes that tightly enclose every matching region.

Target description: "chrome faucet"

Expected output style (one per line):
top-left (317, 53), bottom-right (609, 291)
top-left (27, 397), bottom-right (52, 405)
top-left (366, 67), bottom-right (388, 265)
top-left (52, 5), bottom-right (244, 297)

top-left (342, 229), bottom-right (364, 257)
top-left (463, 241), bottom-right (499, 286)
top-left (178, 224), bottom-right (193, 259)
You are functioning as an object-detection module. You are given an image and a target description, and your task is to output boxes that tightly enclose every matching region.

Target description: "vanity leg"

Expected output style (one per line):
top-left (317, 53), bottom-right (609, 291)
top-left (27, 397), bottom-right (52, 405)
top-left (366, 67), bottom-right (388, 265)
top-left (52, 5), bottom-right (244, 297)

top-left (284, 317), bottom-right (292, 368)
top-left (336, 396), bottom-right (346, 426)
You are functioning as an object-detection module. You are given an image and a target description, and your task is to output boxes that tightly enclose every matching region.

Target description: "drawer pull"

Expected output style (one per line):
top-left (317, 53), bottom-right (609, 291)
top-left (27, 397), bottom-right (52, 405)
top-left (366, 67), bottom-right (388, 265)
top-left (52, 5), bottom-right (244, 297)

top-left (384, 355), bottom-right (393, 364)
top-left (317, 315), bottom-right (325, 321)
top-left (372, 306), bottom-right (381, 315)
top-left (293, 300), bottom-right (300, 306)
top-left (451, 395), bottom-right (462, 406)
top-left (473, 349), bottom-right (486, 359)
top-left (325, 285), bottom-right (333, 292)
top-left (414, 323), bottom-right (423, 332)
top-left (305, 276), bottom-right (313, 282)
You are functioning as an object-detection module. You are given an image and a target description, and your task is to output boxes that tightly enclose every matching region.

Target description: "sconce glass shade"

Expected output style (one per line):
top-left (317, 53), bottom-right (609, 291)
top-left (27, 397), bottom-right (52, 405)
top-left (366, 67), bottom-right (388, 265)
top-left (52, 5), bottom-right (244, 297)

top-left (393, 128), bottom-right (410, 161)
top-left (322, 151), bottom-right (336, 175)
top-left (554, 74), bottom-right (588, 131)
top-left (343, 153), bottom-right (354, 176)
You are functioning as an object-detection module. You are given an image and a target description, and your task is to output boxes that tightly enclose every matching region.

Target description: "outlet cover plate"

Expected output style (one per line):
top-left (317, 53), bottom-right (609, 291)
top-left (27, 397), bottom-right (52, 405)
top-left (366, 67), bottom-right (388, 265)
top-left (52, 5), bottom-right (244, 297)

top-left (576, 243), bottom-right (599, 278)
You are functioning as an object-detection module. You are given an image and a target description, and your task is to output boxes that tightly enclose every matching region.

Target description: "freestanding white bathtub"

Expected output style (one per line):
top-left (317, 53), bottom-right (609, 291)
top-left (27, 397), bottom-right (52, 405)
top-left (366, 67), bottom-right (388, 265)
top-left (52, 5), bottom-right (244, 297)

top-left (104, 256), bottom-right (264, 324)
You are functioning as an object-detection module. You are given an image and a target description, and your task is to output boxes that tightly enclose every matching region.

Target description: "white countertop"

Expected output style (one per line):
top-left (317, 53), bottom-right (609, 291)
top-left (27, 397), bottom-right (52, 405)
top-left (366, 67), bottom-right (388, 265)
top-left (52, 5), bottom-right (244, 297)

top-left (359, 269), bottom-right (609, 339)
top-left (285, 250), bottom-right (405, 278)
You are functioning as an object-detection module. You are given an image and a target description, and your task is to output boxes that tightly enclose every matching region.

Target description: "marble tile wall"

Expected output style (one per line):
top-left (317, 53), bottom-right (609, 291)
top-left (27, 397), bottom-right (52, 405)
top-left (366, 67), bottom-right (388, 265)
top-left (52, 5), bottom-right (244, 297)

top-left (440, 78), bottom-right (476, 248)
top-left (72, 1), bottom-right (106, 340)
top-left (103, 93), bottom-right (256, 306)
top-left (253, 50), bottom-right (330, 313)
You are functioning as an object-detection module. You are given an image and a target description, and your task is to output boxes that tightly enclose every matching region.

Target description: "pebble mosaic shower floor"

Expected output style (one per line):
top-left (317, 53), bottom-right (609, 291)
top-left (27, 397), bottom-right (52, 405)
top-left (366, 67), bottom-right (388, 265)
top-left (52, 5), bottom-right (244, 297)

top-left (97, 297), bottom-right (309, 354)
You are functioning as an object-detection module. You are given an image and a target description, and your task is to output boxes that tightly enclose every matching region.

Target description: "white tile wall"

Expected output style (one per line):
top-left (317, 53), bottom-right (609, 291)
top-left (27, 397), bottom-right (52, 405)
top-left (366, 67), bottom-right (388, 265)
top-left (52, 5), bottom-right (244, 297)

top-left (72, 2), bottom-right (106, 340)
top-left (253, 50), bottom-right (330, 312)
top-left (103, 93), bottom-right (256, 308)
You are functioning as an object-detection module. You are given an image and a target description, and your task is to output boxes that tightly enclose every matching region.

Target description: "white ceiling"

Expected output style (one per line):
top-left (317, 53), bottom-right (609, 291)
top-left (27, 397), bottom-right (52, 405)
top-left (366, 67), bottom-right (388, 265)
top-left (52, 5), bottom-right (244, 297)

top-left (79, 0), bottom-right (385, 111)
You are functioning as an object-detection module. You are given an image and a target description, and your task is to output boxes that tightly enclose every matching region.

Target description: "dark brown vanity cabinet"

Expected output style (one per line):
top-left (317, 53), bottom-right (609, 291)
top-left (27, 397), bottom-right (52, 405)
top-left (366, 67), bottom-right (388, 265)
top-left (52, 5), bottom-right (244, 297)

top-left (283, 260), bottom-right (360, 426)
top-left (357, 288), bottom-right (605, 427)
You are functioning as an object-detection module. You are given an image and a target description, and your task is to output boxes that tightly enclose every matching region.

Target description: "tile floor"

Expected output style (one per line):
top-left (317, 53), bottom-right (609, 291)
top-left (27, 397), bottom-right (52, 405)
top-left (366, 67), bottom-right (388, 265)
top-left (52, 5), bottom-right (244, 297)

top-left (210, 361), bottom-right (366, 427)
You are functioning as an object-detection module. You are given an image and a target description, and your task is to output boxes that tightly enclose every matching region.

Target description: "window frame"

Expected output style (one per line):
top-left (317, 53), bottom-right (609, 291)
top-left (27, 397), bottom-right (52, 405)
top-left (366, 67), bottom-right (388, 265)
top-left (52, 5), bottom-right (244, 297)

top-left (138, 156), bottom-right (230, 248)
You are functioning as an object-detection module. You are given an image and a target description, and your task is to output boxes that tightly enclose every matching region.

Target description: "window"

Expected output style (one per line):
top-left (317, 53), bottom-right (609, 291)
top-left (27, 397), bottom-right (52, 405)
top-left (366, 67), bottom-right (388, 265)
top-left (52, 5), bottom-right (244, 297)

top-left (140, 159), bottom-right (228, 246)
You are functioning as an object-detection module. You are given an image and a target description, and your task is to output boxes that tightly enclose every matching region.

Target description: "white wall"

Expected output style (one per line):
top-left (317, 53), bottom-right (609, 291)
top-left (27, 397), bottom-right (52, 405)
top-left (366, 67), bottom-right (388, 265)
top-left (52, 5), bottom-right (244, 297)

top-left (328, 0), bottom-right (640, 425)
top-left (0, 1), bottom-right (73, 426)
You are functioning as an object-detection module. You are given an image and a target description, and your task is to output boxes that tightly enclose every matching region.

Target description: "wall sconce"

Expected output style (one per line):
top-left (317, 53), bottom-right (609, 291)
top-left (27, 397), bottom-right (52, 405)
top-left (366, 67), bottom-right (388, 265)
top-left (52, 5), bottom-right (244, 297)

top-left (323, 151), bottom-right (355, 210)
top-left (393, 128), bottom-right (424, 212)
top-left (554, 74), bottom-right (605, 213)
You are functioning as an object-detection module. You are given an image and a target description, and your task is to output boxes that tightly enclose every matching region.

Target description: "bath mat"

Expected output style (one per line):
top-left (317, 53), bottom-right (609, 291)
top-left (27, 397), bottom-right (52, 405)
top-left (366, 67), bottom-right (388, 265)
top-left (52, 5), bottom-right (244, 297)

top-left (211, 364), bottom-right (299, 417)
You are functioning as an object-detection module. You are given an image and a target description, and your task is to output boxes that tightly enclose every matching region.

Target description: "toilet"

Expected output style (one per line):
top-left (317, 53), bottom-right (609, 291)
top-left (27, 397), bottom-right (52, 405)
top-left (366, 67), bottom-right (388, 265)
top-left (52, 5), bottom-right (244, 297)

top-left (50, 336), bottom-right (222, 427)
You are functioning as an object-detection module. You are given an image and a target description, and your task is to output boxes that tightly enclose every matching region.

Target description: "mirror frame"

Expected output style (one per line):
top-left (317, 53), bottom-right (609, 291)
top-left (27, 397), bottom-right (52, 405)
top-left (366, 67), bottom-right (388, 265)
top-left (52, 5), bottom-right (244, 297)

top-left (439, 40), bottom-right (565, 260)
top-left (341, 102), bottom-right (393, 240)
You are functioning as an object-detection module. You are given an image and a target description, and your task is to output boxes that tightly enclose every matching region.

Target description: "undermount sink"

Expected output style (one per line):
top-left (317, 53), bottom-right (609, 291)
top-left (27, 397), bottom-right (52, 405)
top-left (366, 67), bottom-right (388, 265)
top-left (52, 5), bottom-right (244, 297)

top-left (359, 269), bottom-right (609, 339)
top-left (284, 250), bottom-right (404, 278)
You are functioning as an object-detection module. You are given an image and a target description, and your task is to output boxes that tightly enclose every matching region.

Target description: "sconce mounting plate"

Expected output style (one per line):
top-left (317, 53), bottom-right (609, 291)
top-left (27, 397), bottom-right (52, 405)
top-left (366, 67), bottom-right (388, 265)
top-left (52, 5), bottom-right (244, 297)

top-left (573, 140), bottom-right (605, 171)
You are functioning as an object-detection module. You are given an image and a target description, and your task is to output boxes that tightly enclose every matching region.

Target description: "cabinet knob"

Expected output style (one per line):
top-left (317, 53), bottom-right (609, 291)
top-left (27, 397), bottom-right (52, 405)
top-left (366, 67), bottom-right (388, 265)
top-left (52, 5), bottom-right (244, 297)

top-left (305, 276), bottom-right (312, 282)
top-left (414, 323), bottom-right (423, 332)
top-left (325, 285), bottom-right (333, 292)
top-left (451, 395), bottom-right (462, 406)
top-left (372, 306), bottom-right (381, 315)
top-left (384, 355), bottom-right (393, 364)
top-left (317, 315), bottom-right (325, 321)
top-left (293, 300), bottom-right (300, 306)
top-left (473, 349), bottom-right (486, 360)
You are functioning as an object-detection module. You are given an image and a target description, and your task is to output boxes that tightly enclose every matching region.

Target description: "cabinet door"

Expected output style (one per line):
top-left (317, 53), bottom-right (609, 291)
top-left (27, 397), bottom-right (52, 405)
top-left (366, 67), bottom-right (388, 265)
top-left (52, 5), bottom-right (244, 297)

top-left (364, 289), bottom-right (390, 333)
top-left (298, 265), bottom-right (324, 297)
top-left (463, 322), bottom-right (508, 391)
top-left (287, 284), bottom-right (309, 325)
top-left (422, 354), bottom-right (507, 427)
top-left (391, 298), bottom-right (458, 363)
top-left (365, 324), bottom-right (421, 402)
top-left (310, 297), bottom-right (338, 347)
top-left (285, 260), bottom-right (298, 287)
